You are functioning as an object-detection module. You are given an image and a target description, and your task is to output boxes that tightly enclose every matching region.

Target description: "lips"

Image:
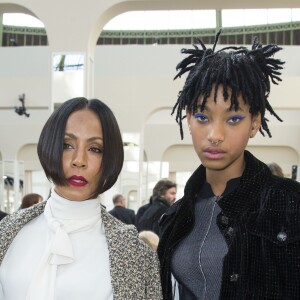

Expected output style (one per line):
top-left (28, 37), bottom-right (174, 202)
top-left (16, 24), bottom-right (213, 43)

top-left (67, 175), bottom-right (88, 187)
top-left (204, 147), bottom-right (225, 159)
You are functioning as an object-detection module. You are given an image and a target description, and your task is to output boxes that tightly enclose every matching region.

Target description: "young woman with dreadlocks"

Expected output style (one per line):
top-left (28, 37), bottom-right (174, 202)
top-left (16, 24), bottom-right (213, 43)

top-left (157, 31), bottom-right (300, 299)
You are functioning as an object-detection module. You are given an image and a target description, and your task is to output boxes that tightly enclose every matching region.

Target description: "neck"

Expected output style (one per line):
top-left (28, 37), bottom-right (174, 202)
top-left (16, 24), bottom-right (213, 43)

top-left (206, 159), bottom-right (245, 196)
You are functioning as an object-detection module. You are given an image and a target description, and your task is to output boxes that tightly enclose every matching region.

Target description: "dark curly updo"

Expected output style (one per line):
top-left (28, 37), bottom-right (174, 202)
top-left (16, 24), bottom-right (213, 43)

top-left (172, 30), bottom-right (285, 139)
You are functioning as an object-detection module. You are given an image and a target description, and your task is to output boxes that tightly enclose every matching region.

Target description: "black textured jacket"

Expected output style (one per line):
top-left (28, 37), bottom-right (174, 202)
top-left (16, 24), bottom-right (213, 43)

top-left (157, 151), bottom-right (300, 299)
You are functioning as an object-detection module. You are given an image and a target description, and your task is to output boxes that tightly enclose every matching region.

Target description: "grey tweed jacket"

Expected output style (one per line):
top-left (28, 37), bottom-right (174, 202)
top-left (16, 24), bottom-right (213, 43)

top-left (0, 202), bottom-right (162, 300)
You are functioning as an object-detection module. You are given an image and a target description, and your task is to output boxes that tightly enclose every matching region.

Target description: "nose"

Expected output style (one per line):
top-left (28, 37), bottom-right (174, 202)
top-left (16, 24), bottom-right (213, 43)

top-left (72, 149), bottom-right (87, 168)
top-left (208, 121), bottom-right (224, 145)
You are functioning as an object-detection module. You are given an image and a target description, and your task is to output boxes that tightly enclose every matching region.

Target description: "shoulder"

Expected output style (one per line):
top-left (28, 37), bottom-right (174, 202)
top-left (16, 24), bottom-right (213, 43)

top-left (137, 203), bottom-right (151, 212)
top-left (124, 207), bottom-right (135, 214)
top-left (102, 207), bottom-right (137, 236)
top-left (0, 201), bottom-right (45, 229)
top-left (245, 177), bottom-right (300, 244)
top-left (264, 176), bottom-right (300, 207)
top-left (102, 208), bottom-right (155, 254)
top-left (0, 201), bottom-right (46, 264)
top-left (108, 207), bottom-right (116, 213)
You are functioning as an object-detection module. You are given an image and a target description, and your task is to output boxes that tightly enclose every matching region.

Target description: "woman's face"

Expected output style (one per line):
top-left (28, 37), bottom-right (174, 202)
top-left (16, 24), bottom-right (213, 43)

top-left (55, 109), bottom-right (103, 201)
top-left (186, 85), bottom-right (261, 180)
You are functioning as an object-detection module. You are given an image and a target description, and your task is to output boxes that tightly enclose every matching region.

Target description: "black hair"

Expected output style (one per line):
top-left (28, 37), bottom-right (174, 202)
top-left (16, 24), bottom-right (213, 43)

top-left (37, 97), bottom-right (124, 197)
top-left (172, 30), bottom-right (285, 139)
top-left (152, 179), bottom-right (177, 200)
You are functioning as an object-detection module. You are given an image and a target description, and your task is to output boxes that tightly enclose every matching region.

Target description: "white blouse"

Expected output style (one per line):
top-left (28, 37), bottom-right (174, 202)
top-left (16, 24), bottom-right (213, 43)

top-left (0, 190), bottom-right (113, 300)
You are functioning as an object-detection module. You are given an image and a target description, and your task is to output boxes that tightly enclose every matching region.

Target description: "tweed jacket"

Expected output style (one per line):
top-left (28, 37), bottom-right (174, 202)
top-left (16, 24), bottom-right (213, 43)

top-left (0, 203), bottom-right (163, 300)
top-left (158, 151), bottom-right (300, 299)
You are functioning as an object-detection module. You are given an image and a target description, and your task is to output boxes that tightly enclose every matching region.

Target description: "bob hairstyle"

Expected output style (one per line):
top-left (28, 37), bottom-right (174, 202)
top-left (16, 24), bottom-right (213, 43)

top-left (37, 97), bottom-right (124, 197)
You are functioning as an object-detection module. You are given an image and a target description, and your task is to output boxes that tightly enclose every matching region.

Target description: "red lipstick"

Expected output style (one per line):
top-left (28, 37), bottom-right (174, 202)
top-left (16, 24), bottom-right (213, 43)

top-left (67, 175), bottom-right (88, 187)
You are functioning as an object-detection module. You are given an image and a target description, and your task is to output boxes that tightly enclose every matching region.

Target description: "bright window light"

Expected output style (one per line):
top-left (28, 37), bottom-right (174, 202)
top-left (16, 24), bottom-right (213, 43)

top-left (3, 13), bottom-right (44, 28)
top-left (268, 9), bottom-right (292, 24)
top-left (292, 8), bottom-right (300, 21)
top-left (3, 9), bottom-right (300, 30)
top-left (104, 10), bottom-right (215, 30)
top-left (223, 8), bottom-right (299, 27)
top-left (222, 9), bottom-right (245, 27)
top-left (244, 9), bottom-right (268, 26)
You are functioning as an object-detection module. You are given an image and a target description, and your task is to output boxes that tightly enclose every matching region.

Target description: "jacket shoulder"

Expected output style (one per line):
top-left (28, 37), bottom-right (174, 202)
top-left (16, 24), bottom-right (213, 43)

top-left (265, 176), bottom-right (300, 207)
top-left (0, 201), bottom-right (45, 265)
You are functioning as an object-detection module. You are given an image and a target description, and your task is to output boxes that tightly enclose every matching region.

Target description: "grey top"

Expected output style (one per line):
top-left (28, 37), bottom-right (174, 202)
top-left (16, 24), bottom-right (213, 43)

top-left (171, 179), bottom-right (240, 299)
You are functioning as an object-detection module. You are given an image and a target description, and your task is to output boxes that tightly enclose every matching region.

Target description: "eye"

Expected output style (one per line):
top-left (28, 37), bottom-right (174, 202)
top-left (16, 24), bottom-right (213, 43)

top-left (89, 147), bottom-right (103, 154)
top-left (227, 115), bottom-right (245, 124)
top-left (63, 143), bottom-right (73, 150)
top-left (194, 113), bottom-right (208, 123)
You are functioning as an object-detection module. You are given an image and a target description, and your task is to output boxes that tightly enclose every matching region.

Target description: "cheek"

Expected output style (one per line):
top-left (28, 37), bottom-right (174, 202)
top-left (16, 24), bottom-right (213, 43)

top-left (61, 154), bottom-right (68, 172)
top-left (92, 158), bottom-right (102, 176)
top-left (190, 127), bottom-right (205, 144)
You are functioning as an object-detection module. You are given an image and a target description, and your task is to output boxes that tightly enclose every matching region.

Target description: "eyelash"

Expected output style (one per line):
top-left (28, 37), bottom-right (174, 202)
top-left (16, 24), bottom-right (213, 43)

top-left (89, 147), bottom-right (103, 154)
top-left (193, 113), bottom-right (245, 124)
top-left (63, 143), bottom-right (73, 150)
top-left (228, 115), bottom-right (245, 123)
top-left (194, 113), bottom-right (208, 123)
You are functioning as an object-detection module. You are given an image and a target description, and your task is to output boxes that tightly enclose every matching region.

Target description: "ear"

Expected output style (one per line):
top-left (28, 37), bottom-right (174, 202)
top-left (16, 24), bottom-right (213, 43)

top-left (250, 113), bottom-right (262, 138)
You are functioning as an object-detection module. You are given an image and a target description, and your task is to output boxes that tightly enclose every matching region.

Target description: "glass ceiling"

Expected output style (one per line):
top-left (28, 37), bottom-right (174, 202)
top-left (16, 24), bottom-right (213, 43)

top-left (3, 9), bottom-right (300, 30)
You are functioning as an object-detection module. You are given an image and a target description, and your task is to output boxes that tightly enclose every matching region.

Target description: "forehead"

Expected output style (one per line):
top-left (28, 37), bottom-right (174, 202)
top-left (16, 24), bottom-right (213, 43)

top-left (65, 109), bottom-right (102, 133)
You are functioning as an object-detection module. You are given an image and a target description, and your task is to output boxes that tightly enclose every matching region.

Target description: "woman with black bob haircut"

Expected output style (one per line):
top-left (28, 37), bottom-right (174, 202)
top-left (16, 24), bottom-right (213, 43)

top-left (37, 97), bottom-right (123, 197)
top-left (0, 97), bottom-right (162, 300)
top-left (157, 31), bottom-right (300, 299)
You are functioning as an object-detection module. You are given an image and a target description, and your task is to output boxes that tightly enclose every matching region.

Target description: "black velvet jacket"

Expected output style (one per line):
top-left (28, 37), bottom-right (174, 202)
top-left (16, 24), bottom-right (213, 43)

top-left (157, 151), bottom-right (300, 299)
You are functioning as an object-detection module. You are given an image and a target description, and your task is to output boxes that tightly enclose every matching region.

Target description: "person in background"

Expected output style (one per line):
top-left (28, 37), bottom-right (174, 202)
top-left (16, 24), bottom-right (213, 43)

top-left (267, 162), bottom-right (284, 177)
top-left (135, 197), bottom-right (153, 227)
top-left (136, 179), bottom-right (177, 235)
top-left (0, 97), bottom-right (162, 300)
top-left (20, 193), bottom-right (43, 209)
top-left (157, 31), bottom-right (300, 299)
top-left (109, 194), bottom-right (135, 225)
top-left (139, 231), bottom-right (160, 252)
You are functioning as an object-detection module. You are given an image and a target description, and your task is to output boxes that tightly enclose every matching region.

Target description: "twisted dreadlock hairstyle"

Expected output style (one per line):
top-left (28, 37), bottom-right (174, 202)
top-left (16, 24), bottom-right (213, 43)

top-left (172, 30), bottom-right (285, 139)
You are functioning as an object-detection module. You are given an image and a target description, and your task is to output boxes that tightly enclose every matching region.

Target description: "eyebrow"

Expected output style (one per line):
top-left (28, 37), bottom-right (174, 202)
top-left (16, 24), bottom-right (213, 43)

top-left (196, 104), bottom-right (245, 113)
top-left (64, 133), bottom-right (103, 142)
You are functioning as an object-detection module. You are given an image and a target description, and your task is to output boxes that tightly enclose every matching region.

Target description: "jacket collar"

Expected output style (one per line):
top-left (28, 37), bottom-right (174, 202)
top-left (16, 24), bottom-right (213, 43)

top-left (218, 150), bottom-right (271, 219)
top-left (165, 150), bottom-right (271, 223)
